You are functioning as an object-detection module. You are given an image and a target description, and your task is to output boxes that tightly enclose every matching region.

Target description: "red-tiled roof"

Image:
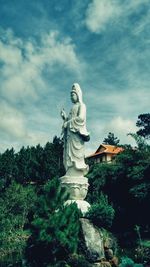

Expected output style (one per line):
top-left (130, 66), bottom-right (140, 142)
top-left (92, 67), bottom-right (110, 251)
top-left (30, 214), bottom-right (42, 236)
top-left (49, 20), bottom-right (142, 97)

top-left (87, 144), bottom-right (124, 158)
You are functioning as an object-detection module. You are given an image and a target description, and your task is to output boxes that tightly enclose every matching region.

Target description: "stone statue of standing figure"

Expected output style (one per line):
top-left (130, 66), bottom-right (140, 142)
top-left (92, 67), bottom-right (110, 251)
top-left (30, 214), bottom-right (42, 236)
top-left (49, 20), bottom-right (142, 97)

top-left (60, 83), bottom-right (90, 214)
top-left (61, 83), bottom-right (90, 178)
top-left (60, 84), bottom-right (105, 262)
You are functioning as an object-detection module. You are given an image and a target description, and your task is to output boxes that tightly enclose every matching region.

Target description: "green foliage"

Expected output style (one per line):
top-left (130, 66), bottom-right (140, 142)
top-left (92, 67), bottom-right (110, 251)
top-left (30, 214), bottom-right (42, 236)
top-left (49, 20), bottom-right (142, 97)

top-left (48, 262), bottom-right (71, 267)
top-left (87, 162), bottom-right (116, 203)
top-left (130, 183), bottom-right (150, 200)
top-left (67, 254), bottom-right (92, 267)
top-left (86, 192), bottom-right (115, 229)
top-left (0, 136), bottom-right (64, 186)
top-left (102, 228), bottom-right (118, 254)
top-left (141, 240), bottom-right (150, 248)
top-left (136, 113), bottom-right (150, 139)
top-left (119, 257), bottom-right (135, 267)
top-left (119, 257), bottom-right (143, 267)
top-left (0, 122), bottom-right (150, 264)
top-left (87, 139), bottom-right (150, 242)
top-left (0, 181), bottom-right (36, 265)
top-left (0, 148), bottom-right (17, 188)
top-left (26, 178), bottom-right (80, 266)
top-left (127, 133), bottom-right (149, 151)
top-left (103, 132), bottom-right (120, 146)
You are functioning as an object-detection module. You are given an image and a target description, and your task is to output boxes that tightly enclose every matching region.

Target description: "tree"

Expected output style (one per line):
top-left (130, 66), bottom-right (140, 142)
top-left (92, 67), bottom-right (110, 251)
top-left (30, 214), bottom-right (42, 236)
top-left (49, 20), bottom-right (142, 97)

top-left (136, 113), bottom-right (150, 139)
top-left (87, 139), bottom-right (150, 245)
top-left (0, 136), bottom-right (64, 186)
top-left (86, 192), bottom-right (115, 229)
top-left (103, 132), bottom-right (120, 146)
top-left (0, 148), bottom-right (17, 187)
top-left (25, 178), bottom-right (80, 266)
top-left (42, 140), bottom-right (64, 182)
top-left (0, 182), bottom-right (37, 265)
top-left (15, 146), bottom-right (32, 184)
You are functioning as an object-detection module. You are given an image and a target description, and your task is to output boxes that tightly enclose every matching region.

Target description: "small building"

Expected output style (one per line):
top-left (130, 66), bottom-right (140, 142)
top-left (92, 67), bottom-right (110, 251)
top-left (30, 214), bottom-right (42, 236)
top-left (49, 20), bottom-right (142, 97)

top-left (87, 144), bottom-right (124, 164)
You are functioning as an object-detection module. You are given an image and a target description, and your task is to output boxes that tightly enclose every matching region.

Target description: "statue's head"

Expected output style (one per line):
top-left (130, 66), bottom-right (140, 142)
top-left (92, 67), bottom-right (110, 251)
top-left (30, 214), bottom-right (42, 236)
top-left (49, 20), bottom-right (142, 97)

top-left (71, 83), bottom-right (83, 103)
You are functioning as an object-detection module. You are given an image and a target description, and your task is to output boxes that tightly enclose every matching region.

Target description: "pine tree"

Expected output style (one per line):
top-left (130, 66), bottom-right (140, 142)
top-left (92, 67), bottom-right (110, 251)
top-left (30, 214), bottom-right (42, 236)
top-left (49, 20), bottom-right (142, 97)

top-left (26, 178), bottom-right (80, 266)
top-left (0, 148), bottom-right (17, 187)
top-left (103, 132), bottom-right (120, 146)
top-left (0, 182), bottom-right (36, 265)
top-left (136, 113), bottom-right (150, 139)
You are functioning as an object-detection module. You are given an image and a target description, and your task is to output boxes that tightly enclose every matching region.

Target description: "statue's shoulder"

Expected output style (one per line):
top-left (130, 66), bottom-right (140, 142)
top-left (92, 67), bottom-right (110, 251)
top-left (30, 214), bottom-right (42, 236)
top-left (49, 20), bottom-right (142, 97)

top-left (78, 102), bottom-right (86, 116)
top-left (79, 102), bottom-right (86, 107)
top-left (80, 102), bottom-right (86, 110)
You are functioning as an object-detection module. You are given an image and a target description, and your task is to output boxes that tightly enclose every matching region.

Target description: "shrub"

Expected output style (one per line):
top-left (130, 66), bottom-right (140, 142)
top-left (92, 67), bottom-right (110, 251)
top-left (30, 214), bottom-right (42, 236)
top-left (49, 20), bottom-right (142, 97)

top-left (25, 178), bottom-right (80, 266)
top-left (86, 192), bottom-right (115, 229)
top-left (119, 257), bottom-right (135, 267)
top-left (0, 181), bottom-right (36, 266)
top-left (119, 257), bottom-right (143, 267)
top-left (67, 253), bottom-right (92, 267)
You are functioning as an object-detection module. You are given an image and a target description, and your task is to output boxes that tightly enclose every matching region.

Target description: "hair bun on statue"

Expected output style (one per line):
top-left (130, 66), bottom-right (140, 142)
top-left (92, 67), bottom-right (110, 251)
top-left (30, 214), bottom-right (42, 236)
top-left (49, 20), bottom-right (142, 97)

top-left (71, 83), bottom-right (83, 103)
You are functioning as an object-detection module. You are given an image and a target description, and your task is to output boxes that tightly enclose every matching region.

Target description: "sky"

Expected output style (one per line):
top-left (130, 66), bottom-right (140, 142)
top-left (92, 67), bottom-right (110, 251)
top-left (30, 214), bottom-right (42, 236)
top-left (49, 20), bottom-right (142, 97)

top-left (0, 0), bottom-right (150, 155)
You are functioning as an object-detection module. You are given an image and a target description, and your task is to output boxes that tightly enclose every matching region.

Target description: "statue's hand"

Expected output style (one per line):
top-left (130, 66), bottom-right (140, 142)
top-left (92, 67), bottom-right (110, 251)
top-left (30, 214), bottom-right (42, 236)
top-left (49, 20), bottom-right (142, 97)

top-left (63, 121), bottom-right (68, 128)
top-left (60, 109), bottom-right (67, 120)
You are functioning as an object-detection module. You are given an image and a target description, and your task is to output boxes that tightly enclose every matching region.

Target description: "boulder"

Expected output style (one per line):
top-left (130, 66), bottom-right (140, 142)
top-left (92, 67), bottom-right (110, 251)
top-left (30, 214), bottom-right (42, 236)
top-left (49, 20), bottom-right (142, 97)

top-left (80, 218), bottom-right (105, 262)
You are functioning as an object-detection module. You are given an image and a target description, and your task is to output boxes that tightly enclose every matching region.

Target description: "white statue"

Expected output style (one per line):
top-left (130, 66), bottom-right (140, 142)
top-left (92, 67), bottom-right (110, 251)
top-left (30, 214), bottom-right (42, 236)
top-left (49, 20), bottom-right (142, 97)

top-left (61, 83), bottom-right (90, 177)
top-left (60, 83), bottom-right (91, 214)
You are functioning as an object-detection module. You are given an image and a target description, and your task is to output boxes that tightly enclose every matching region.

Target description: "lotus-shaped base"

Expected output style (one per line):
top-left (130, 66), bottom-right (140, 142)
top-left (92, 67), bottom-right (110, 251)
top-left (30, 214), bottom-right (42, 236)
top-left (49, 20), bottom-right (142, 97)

top-left (60, 175), bottom-right (90, 214)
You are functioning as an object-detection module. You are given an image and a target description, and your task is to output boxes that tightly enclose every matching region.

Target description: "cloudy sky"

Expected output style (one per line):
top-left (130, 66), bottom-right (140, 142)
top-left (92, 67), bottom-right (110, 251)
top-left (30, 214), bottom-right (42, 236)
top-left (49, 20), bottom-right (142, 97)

top-left (0, 0), bottom-right (150, 154)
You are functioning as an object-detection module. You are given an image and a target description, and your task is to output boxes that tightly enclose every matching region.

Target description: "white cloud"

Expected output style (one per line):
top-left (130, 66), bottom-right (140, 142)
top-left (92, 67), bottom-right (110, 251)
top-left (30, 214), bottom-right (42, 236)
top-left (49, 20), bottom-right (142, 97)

top-left (0, 28), bottom-right (85, 151)
top-left (86, 116), bottom-right (138, 156)
top-left (0, 29), bottom-right (83, 103)
top-left (26, 131), bottom-right (51, 147)
top-left (85, 0), bottom-right (149, 33)
top-left (0, 101), bottom-right (27, 139)
top-left (103, 116), bottom-right (137, 143)
top-left (0, 101), bottom-right (61, 152)
top-left (127, 0), bottom-right (150, 10)
top-left (85, 0), bottom-right (121, 33)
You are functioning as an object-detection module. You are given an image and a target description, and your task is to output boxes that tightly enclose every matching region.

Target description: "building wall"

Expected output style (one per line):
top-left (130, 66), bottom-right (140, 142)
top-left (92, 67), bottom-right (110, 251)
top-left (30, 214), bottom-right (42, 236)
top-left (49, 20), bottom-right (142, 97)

top-left (106, 154), bottom-right (112, 162)
top-left (93, 154), bottom-right (114, 164)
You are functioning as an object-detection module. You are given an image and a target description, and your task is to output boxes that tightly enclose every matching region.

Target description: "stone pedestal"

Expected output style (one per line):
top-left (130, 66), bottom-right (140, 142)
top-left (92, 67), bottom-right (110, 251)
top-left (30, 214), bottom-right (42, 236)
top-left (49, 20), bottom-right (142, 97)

top-left (80, 218), bottom-right (105, 262)
top-left (60, 175), bottom-right (90, 214)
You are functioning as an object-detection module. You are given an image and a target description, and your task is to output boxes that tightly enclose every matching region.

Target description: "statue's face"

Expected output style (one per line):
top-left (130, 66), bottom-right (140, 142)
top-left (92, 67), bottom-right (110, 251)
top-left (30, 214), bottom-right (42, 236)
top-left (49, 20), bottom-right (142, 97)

top-left (71, 92), bottom-right (78, 103)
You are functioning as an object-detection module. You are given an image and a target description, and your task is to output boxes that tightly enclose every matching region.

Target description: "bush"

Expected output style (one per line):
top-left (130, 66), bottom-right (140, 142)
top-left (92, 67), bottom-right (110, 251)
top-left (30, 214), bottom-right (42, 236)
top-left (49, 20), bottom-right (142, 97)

top-left (67, 253), bottom-right (92, 267)
top-left (119, 257), bottom-right (135, 267)
top-left (47, 261), bottom-right (70, 267)
top-left (25, 178), bottom-right (80, 266)
top-left (86, 192), bottom-right (115, 229)
top-left (0, 181), bottom-right (36, 266)
top-left (119, 257), bottom-right (143, 267)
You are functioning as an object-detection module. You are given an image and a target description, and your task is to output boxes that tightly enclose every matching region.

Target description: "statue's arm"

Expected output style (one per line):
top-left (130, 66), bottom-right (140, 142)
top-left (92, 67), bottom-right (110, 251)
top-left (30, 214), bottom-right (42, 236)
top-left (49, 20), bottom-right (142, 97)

top-left (62, 104), bottom-right (86, 131)
top-left (60, 109), bottom-right (67, 121)
top-left (66, 104), bottom-right (86, 134)
top-left (76, 103), bottom-right (86, 123)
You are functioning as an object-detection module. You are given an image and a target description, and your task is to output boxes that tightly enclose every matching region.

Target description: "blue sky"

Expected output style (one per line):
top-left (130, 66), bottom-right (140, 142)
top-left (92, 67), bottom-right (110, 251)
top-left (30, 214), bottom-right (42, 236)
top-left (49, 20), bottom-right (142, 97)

top-left (0, 0), bottom-right (150, 154)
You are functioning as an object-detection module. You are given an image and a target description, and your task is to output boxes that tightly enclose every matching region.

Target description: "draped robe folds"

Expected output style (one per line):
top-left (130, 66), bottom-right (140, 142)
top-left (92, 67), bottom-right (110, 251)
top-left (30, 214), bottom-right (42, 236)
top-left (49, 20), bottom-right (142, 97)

top-left (62, 101), bottom-right (89, 176)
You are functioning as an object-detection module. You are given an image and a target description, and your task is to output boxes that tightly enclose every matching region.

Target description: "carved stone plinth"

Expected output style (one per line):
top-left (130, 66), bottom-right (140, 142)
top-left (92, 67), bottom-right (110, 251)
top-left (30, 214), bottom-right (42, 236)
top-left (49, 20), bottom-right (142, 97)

top-left (80, 218), bottom-right (105, 262)
top-left (60, 175), bottom-right (90, 214)
top-left (65, 199), bottom-right (90, 214)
